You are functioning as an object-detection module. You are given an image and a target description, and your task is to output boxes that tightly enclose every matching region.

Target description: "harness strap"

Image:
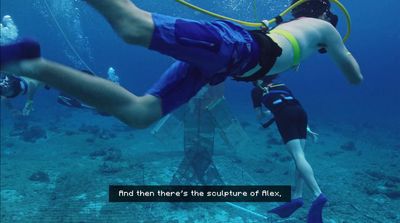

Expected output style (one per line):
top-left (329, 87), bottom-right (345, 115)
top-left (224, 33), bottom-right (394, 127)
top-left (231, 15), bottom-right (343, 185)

top-left (268, 83), bottom-right (286, 89)
top-left (261, 85), bottom-right (287, 95)
top-left (269, 29), bottom-right (301, 66)
top-left (236, 28), bottom-right (301, 82)
top-left (234, 30), bottom-right (282, 82)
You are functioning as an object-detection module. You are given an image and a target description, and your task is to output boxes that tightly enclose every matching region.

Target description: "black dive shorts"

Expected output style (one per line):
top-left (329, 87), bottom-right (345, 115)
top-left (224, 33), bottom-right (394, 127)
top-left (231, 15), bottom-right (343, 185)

top-left (274, 104), bottom-right (308, 144)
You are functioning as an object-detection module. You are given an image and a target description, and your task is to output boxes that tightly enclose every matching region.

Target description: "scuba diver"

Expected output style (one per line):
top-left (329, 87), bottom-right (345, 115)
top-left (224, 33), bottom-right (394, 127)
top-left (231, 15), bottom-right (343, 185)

top-left (0, 14), bottom-right (43, 116)
top-left (0, 0), bottom-right (362, 218)
top-left (250, 74), bottom-right (323, 221)
top-left (0, 73), bottom-right (47, 116)
top-left (0, 0), bottom-right (363, 126)
top-left (0, 70), bottom-right (109, 116)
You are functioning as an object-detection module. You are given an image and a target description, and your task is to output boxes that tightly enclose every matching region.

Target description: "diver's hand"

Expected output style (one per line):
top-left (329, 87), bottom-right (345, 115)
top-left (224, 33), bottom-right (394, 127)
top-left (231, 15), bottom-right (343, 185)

top-left (307, 127), bottom-right (319, 143)
top-left (310, 131), bottom-right (319, 143)
top-left (22, 100), bottom-right (34, 116)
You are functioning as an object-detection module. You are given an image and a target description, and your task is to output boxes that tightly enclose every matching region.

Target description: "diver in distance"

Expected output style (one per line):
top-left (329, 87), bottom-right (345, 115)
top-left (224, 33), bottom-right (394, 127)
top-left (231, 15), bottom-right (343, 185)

top-left (0, 73), bottom-right (47, 116)
top-left (0, 1), bottom-right (362, 221)
top-left (0, 70), bottom-right (110, 116)
top-left (250, 74), bottom-right (324, 221)
top-left (0, 15), bottom-right (47, 116)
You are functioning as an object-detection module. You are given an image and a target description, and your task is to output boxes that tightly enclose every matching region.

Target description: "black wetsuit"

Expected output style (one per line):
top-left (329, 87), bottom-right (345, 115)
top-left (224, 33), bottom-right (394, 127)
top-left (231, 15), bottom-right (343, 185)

top-left (251, 82), bottom-right (308, 144)
top-left (0, 74), bottom-right (26, 98)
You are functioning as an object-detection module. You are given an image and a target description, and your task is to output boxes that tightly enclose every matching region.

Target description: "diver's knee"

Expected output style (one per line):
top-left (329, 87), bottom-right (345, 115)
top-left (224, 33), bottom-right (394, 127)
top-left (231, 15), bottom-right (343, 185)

top-left (122, 95), bottom-right (161, 129)
top-left (115, 12), bottom-right (154, 46)
top-left (293, 152), bottom-right (306, 163)
top-left (119, 27), bottom-right (153, 46)
top-left (118, 28), bottom-right (143, 44)
top-left (124, 109), bottom-right (160, 129)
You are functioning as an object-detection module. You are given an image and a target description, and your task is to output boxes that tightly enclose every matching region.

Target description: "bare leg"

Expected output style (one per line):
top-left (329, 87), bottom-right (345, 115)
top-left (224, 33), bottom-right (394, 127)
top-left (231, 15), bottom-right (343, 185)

top-left (7, 59), bottom-right (162, 128)
top-left (292, 139), bottom-right (306, 199)
top-left (85, 0), bottom-right (154, 47)
top-left (293, 167), bottom-right (304, 199)
top-left (285, 139), bottom-right (322, 198)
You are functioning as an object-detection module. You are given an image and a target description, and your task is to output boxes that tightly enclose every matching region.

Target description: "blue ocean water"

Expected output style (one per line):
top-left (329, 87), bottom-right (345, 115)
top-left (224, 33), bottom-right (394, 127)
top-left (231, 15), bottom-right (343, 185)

top-left (2, 0), bottom-right (399, 126)
top-left (1, 0), bottom-right (399, 222)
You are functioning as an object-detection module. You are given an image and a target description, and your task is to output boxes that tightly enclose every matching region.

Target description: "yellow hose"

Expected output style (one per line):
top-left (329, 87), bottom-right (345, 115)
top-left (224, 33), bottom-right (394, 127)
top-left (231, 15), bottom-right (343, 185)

top-left (175, 0), bottom-right (351, 42)
top-left (331, 0), bottom-right (351, 42)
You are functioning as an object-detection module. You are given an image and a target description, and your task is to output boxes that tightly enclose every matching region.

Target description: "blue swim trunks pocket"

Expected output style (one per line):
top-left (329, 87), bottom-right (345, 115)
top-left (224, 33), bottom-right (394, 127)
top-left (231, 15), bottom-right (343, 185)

top-left (175, 19), bottom-right (222, 53)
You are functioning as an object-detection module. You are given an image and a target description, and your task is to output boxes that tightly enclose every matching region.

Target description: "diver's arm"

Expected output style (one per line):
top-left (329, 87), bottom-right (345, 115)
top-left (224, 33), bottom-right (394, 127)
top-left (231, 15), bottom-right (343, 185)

top-left (22, 78), bottom-right (42, 116)
top-left (324, 26), bottom-right (363, 84)
top-left (25, 78), bottom-right (43, 100)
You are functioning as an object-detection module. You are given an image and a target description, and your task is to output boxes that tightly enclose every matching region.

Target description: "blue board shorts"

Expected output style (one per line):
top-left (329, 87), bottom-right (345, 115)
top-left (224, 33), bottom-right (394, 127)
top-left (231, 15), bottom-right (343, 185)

top-left (146, 13), bottom-right (259, 115)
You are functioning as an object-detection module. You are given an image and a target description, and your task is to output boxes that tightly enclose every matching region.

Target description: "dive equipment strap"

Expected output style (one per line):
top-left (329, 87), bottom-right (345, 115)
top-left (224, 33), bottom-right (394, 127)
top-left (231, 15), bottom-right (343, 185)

top-left (235, 28), bottom-right (301, 82)
top-left (269, 29), bottom-right (301, 66)
top-left (267, 89), bottom-right (291, 96)
top-left (259, 83), bottom-right (286, 95)
top-left (234, 30), bottom-right (282, 82)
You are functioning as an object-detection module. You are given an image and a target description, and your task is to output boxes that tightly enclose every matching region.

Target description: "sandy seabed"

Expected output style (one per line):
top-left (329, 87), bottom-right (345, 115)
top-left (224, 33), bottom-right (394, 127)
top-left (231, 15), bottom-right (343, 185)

top-left (1, 108), bottom-right (399, 223)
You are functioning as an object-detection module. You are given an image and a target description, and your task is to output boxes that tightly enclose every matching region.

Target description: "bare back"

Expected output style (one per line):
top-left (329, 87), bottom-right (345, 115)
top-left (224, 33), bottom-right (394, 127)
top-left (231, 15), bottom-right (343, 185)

top-left (268, 18), bottom-right (339, 74)
top-left (266, 17), bottom-right (362, 84)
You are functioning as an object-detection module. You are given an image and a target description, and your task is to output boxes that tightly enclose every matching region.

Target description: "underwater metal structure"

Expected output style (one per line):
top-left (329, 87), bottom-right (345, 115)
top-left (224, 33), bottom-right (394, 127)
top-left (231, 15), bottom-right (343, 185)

top-left (152, 84), bottom-right (251, 185)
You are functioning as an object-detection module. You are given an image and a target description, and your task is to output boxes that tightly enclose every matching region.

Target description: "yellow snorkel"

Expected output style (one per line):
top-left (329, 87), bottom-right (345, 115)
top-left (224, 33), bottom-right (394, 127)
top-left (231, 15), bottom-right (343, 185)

top-left (175, 0), bottom-right (352, 42)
